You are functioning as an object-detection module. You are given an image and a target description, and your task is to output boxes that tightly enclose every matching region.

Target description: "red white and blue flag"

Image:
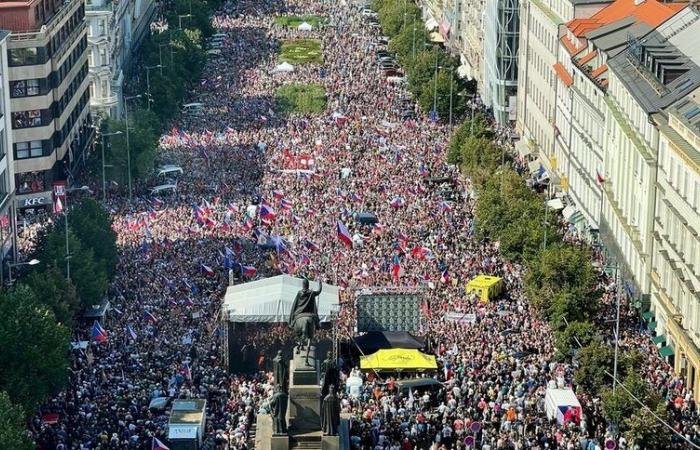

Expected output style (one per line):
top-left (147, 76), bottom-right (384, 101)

top-left (390, 196), bottom-right (405, 208)
top-left (201, 264), bottom-right (215, 277)
top-left (280, 198), bottom-right (293, 210)
top-left (260, 205), bottom-right (276, 223)
top-left (336, 220), bottom-right (353, 248)
top-left (440, 269), bottom-right (450, 284)
top-left (438, 201), bottom-right (452, 212)
top-left (92, 321), bottom-right (108, 343)
top-left (152, 437), bottom-right (170, 450)
top-left (144, 310), bottom-right (158, 324)
top-left (241, 265), bottom-right (257, 278)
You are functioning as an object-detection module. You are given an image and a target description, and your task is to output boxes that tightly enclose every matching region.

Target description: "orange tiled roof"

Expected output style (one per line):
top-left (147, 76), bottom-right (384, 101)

top-left (553, 62), bottom-right (574, 87)
top-left (566, 0), bottom-right (687, 37)
top-left (578, 49), bottom-right (599, 66)
top-left (561, 36), bottom-right (586, 56)
top-left (591, 64), bottom-right (608, 78)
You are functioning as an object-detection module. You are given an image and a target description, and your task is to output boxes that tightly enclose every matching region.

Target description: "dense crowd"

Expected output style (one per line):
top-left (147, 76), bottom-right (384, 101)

top-left (26, 0), bottom-right (700, 449)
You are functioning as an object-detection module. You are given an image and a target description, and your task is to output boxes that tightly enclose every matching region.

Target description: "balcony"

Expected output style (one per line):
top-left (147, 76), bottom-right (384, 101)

top-left (86, 0), bottom-right (114, 12)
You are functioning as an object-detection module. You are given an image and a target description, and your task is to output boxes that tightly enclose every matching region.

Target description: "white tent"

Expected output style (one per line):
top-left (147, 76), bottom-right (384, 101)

top-left (298, 21), bottom-right (313, 31)
top-left (545, 388), bottom-right (582, 425)
top-left (273, 62), bottom-right (295, 73)
top-left (424, 17), bottom-right (438, 30)
top-left (223, 274), bottom-right (339, 323)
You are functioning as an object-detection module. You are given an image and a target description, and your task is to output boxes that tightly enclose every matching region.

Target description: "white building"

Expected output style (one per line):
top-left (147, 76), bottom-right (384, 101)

top-left (0, 30), bottom-right (17, 273)
top-left (85, 0), bottom-right (155, 118)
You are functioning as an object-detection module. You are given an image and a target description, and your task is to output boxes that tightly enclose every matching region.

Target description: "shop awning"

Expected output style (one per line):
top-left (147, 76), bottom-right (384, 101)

top-left (360, 348), bottom-right (437, 371)
top-left (457, 64), bottom-right (472, 80)
top-left (660, 345), bottom-right (675, 357)
top-left (641, 311), bottom-right (654, 321)
top-left (651, 335), bottom-right (666, 344)
top-left (424, 17), bottom-right (439, 30)
top-left (515, 139), bottom-right (532, 158)
top-left (648, 321), bottom-right (657, 331)
top-left (429, 32), bottom-right (445, 43)
top-left (546, 198), bottom-right (564, 211)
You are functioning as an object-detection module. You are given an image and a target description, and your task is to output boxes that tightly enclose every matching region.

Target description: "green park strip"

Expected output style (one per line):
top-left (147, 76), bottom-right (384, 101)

top-left (274, 15), bottom-right (326, 28)
top-left (279, 39), bottom-right (323, 64)
top-left (276, 83), bottom-right (327, 115)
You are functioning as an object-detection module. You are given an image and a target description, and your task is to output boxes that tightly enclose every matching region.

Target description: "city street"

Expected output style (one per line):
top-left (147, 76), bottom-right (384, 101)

top-left (29, 0), bottom-right (696, 449)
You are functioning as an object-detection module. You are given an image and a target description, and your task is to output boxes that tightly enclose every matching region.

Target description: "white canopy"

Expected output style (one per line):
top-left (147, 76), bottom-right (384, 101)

top-left (298, 21), bottom-right (313, 31)
top-left (273, 62), bottom-right (295, 73)
top-left (223, 274), bottom-right (339, 323)
top-left (425, 17), bottom-right (438, 30)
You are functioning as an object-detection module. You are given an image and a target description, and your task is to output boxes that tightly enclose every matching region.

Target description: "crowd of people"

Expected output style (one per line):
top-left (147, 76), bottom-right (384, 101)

top-left (26, 0), bottom-right (700, 448)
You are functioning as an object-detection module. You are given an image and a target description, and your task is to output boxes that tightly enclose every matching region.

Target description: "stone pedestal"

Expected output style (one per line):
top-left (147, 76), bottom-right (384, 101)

top-left (271, 435), bottom-right (290, 450)
top-left (256, 413), bottom-right (290, 450)
top-left (322, 435), bottom-right (340, 450)
top-left (287, 346), bottom-right (321, 434)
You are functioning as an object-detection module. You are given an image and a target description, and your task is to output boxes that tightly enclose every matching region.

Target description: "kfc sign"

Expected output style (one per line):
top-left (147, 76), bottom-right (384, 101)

top-left (23, 197), bottom-right (46, 207)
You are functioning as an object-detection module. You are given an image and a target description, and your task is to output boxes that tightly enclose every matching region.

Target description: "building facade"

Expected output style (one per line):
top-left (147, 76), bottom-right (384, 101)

top-left (482, 0), bottom-right (519, 124)
top-left (85, 0), bottom-right (156, 118)
top-left (0, 31), bottom-right (17, 272)
top-left (0, 0), bottom-right (94, 214)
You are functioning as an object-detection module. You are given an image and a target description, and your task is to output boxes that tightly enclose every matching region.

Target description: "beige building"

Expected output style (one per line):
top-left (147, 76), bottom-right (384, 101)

top-left (0, 0), bottom-right (94, 212)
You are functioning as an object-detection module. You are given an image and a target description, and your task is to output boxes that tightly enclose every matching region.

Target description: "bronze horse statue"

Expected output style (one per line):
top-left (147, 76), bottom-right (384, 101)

top-left (288, 278), bottom-right (323, 365)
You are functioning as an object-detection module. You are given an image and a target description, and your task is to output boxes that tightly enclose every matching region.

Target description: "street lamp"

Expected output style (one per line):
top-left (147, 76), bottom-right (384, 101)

top-left (6, 258), bottom-right (39, 285)
top-left (145, 65), bottom-right (164, 110)
top-left (178, 14), bottom-right (193, 29)
top-left (63, 186), bottom-right (90, 281)
top-left (448, 66), bottom-right (454, 127)
top-left (101, 131), bottom-right (122, 201)
top-left (124, 94), bottom-right (142, 201)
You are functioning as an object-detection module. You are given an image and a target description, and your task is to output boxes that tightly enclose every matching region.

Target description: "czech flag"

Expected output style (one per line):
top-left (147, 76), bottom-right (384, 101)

top-left (260, 205), bottom-right (276, 223)
top-left (280, 198), bottom-right (293, 210)
top-left (152, 437), bottom-right (170, 450)
top-left (201, 264), bottom-right (215, 277)
top-left (336, 220), bottom-right (353, 248)
top-left (440, 269), bottom-right (450, 284)
top-left (241, 265), bottom-right (257, 278)
top-left (144, 310), bottom-right (158, 324)
top-left (596, 171), bottom-right (605, 184)
top-left (411, 246), bottom-right (433, 260)
top-left (391, 263), bottom-right (403, 283)
top-left (304, 239), bottom-right (320, 252)
top-left (273, 190), bottom-right (284, 200)
top-left (92, 321), bottom-right (108, 343)
top-left (390, 196), bottom-right (405, 208)
top-left (438, 201), bottom-right (452, 212)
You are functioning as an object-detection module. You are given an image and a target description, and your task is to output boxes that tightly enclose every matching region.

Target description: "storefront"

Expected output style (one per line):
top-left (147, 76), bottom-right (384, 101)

top-left (15, 191), bottom-right (53, 215)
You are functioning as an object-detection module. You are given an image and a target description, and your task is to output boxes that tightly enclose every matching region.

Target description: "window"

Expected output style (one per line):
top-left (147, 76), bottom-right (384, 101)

top-left (0, 130), bottom-right (4, 159)
top-left (8, 47), bottom-right (39, 66)
top-left (15, 140), bottom-right (44, 159)
top-left (10, 79), bottom-right (41, 97)
top-left (11, 110), bottom-right (43, 129)
top-left (15, 171), bottom-right (46, 194)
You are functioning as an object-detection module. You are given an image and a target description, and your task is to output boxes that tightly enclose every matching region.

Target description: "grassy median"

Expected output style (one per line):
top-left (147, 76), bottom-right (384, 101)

top-left (276, 83), bottom-right (327, 115)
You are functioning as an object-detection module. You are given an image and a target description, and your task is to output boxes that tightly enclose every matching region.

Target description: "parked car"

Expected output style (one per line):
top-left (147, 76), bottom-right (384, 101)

top-left (361, 8), bottom-right (378, 17)
top-left (156, 164), bottom-right (184, 177)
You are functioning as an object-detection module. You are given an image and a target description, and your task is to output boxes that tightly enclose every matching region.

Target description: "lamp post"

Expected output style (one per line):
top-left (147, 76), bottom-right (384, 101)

top-left (145, 65), bottom-right (164, 110)
top-left (178, 14), bottom-right (193, 29)
top-left (124, 94), bottom-right (142, 201)
top-left (448, 67), bottom-right (454, 127)
top-left (64, 186), bottom-right (90, 281)
top-left (412, 21), bottom-right (417, 61)
top-left (101, 131), bottom-right (122, 201)
top-left (6, 258), bottom-right (40, 285)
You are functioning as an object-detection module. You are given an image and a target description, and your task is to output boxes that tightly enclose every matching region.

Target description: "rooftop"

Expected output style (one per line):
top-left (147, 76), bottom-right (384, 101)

top-left (567, 0), bottom-right (686, 37)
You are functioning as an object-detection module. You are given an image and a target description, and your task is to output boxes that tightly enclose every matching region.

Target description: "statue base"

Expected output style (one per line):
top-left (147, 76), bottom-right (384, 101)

top-left (322, 435), bottom-right (340, 450)
top-left (287, 346), bottom-right (321, 434)
top-left (255, 414), bottom-right (289, 450)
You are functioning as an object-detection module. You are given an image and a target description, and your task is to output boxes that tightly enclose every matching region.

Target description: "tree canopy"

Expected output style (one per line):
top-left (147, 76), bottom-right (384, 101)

top-left (0, 392), bottom-right (33, 450)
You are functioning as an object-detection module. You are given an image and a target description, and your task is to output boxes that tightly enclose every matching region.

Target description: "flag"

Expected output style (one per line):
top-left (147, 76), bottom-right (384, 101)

top-left (304, 239), bottom-right (320, 252)
top-left (201, 264), bottom-right (215, 277)
top-left (411, 246), bottom-right (433, 260)
top-left (419, 164), bottom-right (429, 177)
top-left (438, 201), bottom-right (452, 212)
top-left (223, 247), bottom-right (235, 269)
top-left (372, 223), bottom-right (385, 234)
top-left (144, 310), bottom-right (158, 324)
top-left (596, 171), bottom-right (605, 184)
top-left (53, 196), bottom-right (63, 214)
top-left (390, 196), bottom-right (405, 208)
top-left (272, 189), bottom-right (284, 199)
top-left (440, 269), bottom-right (450, 284)
top-left (180, 362), bottom-right (192, 382)
top-left (92, 321), bottom-right (108, 343)
top-left (391, 262), bottom-right (403, 283)
top-left (336, 220), bottom-right (353, 248)
top-left (260, 204), bottom-right (276, 223)
top-left (280, 198), bottom-right (293, 210)
top-left (241, 265), bottom-right (257, 278)
top-left (126, 324), bottom-right (137, 340)
top-left (536, 164), bottom-right (546, 179)
top-left (152, 437), bottom-right (170, 450)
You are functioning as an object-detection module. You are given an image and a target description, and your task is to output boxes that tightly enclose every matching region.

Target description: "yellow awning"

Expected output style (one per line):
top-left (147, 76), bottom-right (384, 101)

top-left (429, 32), bottom-right (445, 43)
top-left (465, 275), bottom-right (504, 302)
top-left (360, 348), bottom-right (437, 371)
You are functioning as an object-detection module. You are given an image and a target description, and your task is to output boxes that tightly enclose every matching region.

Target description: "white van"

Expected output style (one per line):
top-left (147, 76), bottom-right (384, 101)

top-left (207, 49), bottom-right (222, 56)
top-left (156, 164), bottom-right (184, 177)
top-left (150, 183), bottom-right (177, 195)
top-left (183, 103), bottom-right (204, 115)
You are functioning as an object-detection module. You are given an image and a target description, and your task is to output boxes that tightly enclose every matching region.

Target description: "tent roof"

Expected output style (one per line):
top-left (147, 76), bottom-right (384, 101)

top-left (546, 388), bottom-right (581, 407)
top-left (223, 275), bottom-right (339, 323)
top-left (360, 348), bottom-right (437, 371)
top-left (353, 331), bottom-right (425, 353)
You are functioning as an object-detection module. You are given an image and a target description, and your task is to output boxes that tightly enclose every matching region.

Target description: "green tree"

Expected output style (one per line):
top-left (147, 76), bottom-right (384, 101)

top-left (37, 226), bottom-right (107, 309)
top-left (22, 267), bottom-right (79, 326)
top-left (574, 342), bottom-right (614, 395)
top-left (0, 392), bottom-right (33, 450)
top-left (166, 0), bottom-right (215, 37)
top-left (624, 403), bottom-right (672, 449)
top-left (389, 20), bottom-right (429, 63)
top-left (601, 372), bottom-right (660, 428)
top-left (524, 243), bottom-right (600, 320)
top-left (417, 70), bottom-right (464, 121)
top-left (458, 137), bottom-right (506, 186)
top-left (69, 198), bottom-right (118, 278)
top-left (447, 113), bottom-right (493, 165)
top-left (0, 286), bottom-right (70, 412)
top-left (555, 321), bottom-right (598, 361)
top-left (104, 108), bottom-right (160, 183)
